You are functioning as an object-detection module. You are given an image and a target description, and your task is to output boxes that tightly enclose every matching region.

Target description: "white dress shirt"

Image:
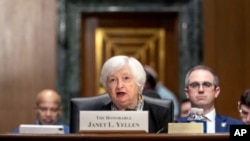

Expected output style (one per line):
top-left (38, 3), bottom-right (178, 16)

top-left (204, 109), bottom-right (216, 133)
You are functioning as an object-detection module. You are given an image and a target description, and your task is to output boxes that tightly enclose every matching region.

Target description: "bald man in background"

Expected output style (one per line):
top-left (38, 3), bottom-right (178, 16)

top-left (12, 89), bottom-right (69, 134)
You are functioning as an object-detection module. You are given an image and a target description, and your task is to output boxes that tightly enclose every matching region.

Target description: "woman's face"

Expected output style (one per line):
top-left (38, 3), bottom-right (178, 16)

top-left (106, 66), bottom-right (139, 110)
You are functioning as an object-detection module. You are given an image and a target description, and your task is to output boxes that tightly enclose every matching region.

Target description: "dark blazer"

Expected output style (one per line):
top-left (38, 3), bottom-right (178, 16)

top-left (12, 122), bottom-right (70, 134)
top-left (100, 101), bottom-right (170, 133)
top-left (177, 114), bottom-right (244, 133)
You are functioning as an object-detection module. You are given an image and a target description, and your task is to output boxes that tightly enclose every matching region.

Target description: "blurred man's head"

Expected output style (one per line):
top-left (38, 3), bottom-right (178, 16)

top-left (238, 89), bottom-right (250, 124)
top-left (144, 70), bottom-right (157, 90)
top-left (143, 65), bottom-right (158, 91)
top-left (179, 99), bottom-right (191, 117)
top-left (34, 89), bottom-right (62, 125)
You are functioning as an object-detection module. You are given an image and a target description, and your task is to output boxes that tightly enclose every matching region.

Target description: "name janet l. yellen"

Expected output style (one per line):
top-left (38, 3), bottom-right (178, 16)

top-left (88, 122), bottom-right (140, 128)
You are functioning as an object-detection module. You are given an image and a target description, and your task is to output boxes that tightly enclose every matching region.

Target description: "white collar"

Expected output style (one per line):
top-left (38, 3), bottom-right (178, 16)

top-left (204, 108), bottom-right (216, 122)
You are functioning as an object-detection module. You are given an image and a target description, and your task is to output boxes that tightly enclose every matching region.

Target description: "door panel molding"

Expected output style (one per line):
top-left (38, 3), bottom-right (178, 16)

top-left (95, 28), bottom-right (166, 94)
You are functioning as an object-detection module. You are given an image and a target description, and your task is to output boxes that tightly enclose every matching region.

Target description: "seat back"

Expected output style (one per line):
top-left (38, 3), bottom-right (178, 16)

top-left (70, 93), bottom-right (173, 133)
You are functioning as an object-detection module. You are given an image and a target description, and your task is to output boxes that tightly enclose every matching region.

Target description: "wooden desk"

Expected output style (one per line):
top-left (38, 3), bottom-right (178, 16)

top-left (0, 133), bottom-right (229, 141)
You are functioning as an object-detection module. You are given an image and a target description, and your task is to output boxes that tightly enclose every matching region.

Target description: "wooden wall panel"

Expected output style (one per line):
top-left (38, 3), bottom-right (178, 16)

top-left (203, 0), bottom-right (250, 119)
top-left (0, 0), bottom-right (56, 133)
top-left (245, 0), bottom-right (250, 89)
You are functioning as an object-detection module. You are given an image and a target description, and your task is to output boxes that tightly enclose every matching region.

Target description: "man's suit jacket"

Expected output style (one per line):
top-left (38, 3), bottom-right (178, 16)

top-left (100, 101), bottom-right (171, 133)
top-left (177, 114), bottom-right (244, 133)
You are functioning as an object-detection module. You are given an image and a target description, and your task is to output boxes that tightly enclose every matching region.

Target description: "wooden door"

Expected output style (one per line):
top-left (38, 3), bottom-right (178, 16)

top-left (80, 12), bottom-right (179, 99)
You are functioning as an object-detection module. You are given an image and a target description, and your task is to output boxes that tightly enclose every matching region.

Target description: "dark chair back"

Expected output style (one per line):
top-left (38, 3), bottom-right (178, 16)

top-left (70, 93), bottom-right (173, 133)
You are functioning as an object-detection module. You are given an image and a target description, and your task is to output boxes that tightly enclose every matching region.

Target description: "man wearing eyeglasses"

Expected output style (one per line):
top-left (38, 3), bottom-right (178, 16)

top-left (177, 65), bottom-right (244, 133)
top-left (238, 89), bottom-right (250, 125)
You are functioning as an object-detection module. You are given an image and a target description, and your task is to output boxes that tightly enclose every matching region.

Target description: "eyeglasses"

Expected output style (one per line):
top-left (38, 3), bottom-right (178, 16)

top-left (239, 109), bottom-right (250, 118)
top-left (188, 82), bottom-right (215, 90)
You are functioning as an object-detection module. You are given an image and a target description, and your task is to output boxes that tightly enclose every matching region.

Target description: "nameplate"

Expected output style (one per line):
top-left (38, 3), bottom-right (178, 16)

top-left (230, 125), bottom-right (250, 140)
top-left (79, 111), bottom-right (148, 133)
top-left (19, 124), bottom-right (64, 134)
top-left (168, 123), bottom-right (204, 134)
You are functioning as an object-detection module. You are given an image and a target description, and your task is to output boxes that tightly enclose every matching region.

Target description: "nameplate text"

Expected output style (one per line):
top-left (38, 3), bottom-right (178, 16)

top-left (79, 111), bottom-right (148, 133)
